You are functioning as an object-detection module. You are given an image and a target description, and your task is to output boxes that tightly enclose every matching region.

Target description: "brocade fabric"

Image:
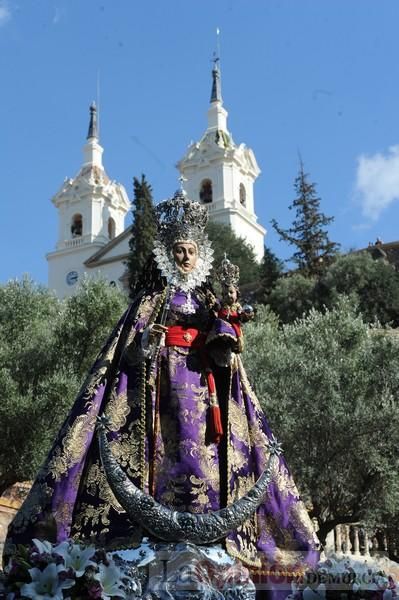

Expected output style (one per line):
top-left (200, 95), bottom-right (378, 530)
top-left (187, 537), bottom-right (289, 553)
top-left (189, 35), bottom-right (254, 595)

top-left (4, 288), bottom-right (318, 571)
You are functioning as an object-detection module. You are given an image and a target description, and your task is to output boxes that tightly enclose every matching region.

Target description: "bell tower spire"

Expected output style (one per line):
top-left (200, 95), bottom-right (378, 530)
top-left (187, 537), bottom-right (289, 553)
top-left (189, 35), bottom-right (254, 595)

top-left (210, 57), bottom-right (222, 103)
top-left (83, 102), bottom-right (103, 168)
top-left (177, 57), bottom-right (266, 262)
top-left (207, 57), bottom-right (228, 133)
top-left (87, 101), bottom-right (98, 139)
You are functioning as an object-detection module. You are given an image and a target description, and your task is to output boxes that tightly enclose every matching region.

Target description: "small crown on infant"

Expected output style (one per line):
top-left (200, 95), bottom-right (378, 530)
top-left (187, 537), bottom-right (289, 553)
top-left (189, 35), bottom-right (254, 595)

top-left (217, 254), bottom-right (240, 288)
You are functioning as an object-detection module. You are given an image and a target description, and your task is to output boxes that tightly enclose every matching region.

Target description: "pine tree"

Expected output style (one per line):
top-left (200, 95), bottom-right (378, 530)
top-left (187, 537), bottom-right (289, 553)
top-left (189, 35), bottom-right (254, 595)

top-left (126, 175), bottom-right (157, 294)
top-left (271, 162), bottom-right (339, 276)
top-left (256, 246), bottom-right (284, 303)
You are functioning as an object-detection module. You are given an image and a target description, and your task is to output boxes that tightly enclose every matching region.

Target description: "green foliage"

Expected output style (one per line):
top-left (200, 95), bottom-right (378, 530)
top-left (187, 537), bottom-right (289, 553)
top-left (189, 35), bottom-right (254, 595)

top-left (271, 162), bottom-right (339, 276)
top-left (243, 298), bottom-right (399, 544)
top-left (266, 252), bottom-right (399, 326)
top-left (317, 252), bottom-right (399, 326)
top-left (256, 247), bottom-right (284, 304)
top-left (206, 221), bottom-right (260, 286)
top-left (0, 277), bottom-right (126, 495)
top-left (55, 277), bottom-right (126, 378)
top-left (268, 273), bottom-right (316, 323)
top-left (126, 175), bottom-right (157, 296)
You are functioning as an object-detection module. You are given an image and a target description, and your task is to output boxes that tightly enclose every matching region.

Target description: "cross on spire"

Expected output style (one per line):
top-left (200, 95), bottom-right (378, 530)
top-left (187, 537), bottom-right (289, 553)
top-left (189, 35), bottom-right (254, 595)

top-left (178, 175), bottom-right (187, 195)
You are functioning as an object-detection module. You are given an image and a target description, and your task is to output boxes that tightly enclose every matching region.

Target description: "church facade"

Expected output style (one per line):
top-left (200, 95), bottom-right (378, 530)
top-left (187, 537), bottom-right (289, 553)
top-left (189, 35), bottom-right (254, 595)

top-left (47, 66), bottom-right (266, 298)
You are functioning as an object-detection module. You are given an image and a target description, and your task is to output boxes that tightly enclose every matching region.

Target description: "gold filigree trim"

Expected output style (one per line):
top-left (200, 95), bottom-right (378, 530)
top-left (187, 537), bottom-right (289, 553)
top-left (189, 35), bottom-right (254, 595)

top-left (225, 538), bottom-right (262, 568)
top-left (104, 389), bottom-right (131, 431)
top-left (206, 330), bottom-right (237, 345)
top-left (48, 401), bottom-right (99, 481)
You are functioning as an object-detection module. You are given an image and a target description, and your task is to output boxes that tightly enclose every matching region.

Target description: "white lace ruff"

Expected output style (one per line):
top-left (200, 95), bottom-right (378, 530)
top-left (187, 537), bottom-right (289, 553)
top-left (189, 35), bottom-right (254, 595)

top-left (152, 238), bottom-right (214, 293)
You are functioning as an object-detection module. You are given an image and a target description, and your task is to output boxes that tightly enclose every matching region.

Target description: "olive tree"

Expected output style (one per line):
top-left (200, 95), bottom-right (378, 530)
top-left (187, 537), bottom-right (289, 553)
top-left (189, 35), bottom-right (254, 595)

top-left (243, 298), bottom-right (399, 546)
top-left (0, 277), bottom-right (126, 495)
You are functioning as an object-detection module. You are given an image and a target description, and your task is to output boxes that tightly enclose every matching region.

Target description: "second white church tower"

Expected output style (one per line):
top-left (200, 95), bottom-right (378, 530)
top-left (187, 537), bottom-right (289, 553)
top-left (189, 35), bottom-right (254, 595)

top-left (46, 103), bottom-right (130, 297)
top-left (177, 61), bottom-right (266, 260)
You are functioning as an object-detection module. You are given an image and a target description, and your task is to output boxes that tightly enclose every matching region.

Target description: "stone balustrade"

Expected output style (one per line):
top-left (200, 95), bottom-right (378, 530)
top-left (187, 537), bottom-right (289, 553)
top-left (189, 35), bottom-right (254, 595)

top-left (329, 523), bottom-right (398, 561)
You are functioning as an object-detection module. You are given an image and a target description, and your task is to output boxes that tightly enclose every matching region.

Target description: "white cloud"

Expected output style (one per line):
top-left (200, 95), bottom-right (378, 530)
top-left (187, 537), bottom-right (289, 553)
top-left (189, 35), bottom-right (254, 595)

top-left (355, 144), bottom-right (399, 221)
top-left (0, 0), bottom-right (10, 26)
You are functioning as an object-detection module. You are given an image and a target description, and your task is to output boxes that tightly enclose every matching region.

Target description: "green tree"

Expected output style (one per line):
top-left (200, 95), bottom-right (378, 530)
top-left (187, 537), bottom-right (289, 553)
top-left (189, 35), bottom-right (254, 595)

top-left (256, 246), bottom-right (284, 303)
top-left (0, 277), bottom-right (126, 496)
top-left (55, 277), bottom-right (127, 378)
top-left (268, 273), bottom-right (316, 323)
top-left (262, 251), bottom-right (399, 326)
top-left (243, 298), bottom-right (399, 547)
top-left (317, 251), bottom-right (399, 326)
top-left (0, 278), bottom-right (62, 494)
top-left (126, 175), bottom-right (157, 296)
top-left (206, 221), bottom-right (260, 286)
top-left (271, 162), bottom-right (339, 276)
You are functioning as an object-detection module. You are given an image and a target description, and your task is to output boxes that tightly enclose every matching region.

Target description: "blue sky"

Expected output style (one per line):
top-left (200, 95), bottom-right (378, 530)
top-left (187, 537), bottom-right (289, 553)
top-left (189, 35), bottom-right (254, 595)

top-left (2, 0), bottom-right (399, 284)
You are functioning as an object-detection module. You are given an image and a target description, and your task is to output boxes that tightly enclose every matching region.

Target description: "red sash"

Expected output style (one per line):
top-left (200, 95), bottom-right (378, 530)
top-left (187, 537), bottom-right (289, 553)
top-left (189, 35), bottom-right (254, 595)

top-left (165, 326), bottom-right (206, 348)
top-left (164, 325), bottom-right (223, 443)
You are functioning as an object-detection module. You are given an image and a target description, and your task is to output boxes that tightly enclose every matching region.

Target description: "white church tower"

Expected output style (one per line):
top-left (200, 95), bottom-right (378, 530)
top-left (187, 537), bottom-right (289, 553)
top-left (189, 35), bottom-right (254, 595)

top-left (177, 60), bottom-right (266, 261)
top-left (46, 104), bottom-right (130, 297)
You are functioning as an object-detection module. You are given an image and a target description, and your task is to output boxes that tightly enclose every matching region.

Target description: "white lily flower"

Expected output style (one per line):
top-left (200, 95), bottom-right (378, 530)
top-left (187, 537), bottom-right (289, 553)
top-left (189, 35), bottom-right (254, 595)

top-left (94, 562), bottom-right (126, 599)
top-left (377, 577), bottom-right (389, 590)
top-left (356, 563), bottom-right (373, 590)
top-left (20, 563), bottom-right (74, 600)
top-left (321, 559), bottom-right (334, 568)
top-left (367, 582), bottom-right (379, 591)
top-left (32, 539), bottom-right (53, 556)
top-left (53, 541), bottom-right (96, 577)
top-left (320, 559), bottom-right (340, 577)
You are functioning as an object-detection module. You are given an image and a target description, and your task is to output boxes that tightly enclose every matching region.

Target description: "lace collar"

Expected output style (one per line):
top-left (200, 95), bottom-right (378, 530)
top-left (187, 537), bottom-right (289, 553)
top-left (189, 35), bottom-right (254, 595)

top-left (152, 238), bottom-right (214, 293)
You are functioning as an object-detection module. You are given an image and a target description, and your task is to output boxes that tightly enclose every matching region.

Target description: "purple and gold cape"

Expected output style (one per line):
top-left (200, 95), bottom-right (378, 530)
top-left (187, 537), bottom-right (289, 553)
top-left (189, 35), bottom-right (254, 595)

top-left (5, 287), bottom-right (318, 572)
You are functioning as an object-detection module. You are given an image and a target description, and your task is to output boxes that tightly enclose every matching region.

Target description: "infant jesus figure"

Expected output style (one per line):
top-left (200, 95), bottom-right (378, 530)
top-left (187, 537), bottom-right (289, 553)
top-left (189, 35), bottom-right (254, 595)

top-left (212, 255), bottom-right (254, 357)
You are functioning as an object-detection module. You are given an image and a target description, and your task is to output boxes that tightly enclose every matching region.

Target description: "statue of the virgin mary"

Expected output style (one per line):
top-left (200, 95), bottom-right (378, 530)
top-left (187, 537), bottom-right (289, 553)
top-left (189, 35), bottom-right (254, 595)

top-left (5, 191), bottom-right (318, 573)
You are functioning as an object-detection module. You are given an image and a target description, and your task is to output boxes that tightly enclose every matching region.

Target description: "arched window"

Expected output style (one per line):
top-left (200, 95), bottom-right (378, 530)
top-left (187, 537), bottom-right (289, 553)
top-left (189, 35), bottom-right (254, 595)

top-left (71, 213), bottom-right (83, 237)
top-left (239, 183), bottom-right (246, 206)
top-left (199, 179), bottom-right (213, 204)
top-left (108, 217), bottom-right (116, 240)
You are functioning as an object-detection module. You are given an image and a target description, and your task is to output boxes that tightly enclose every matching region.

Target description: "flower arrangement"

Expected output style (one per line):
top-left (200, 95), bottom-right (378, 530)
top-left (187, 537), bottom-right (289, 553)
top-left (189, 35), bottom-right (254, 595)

top-left (0, 539), bottom-right (141, 599)
top-left (289, 555), bottom-right (397, 600)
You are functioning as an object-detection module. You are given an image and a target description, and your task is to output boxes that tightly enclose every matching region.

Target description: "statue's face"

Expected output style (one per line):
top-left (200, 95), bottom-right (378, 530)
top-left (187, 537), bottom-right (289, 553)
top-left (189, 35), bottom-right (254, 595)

top-left (224, 284), bottom-right (238, 305)
top-left (172, 242), bottom-right (198, 273)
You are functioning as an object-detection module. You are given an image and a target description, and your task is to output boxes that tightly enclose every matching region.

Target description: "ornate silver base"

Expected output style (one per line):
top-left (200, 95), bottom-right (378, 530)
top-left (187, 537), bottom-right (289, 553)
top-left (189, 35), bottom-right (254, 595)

top-left (113, 541), bottom-right (257, 599)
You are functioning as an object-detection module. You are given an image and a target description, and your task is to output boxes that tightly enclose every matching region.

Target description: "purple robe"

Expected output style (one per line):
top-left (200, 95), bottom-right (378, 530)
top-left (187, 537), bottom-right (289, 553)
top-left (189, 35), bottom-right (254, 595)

top-left (5, 287), bottom-right (318, 573)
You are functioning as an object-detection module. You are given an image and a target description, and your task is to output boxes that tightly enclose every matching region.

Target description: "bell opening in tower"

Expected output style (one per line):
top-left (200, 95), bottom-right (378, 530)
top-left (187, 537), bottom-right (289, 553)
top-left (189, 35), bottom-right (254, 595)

top-left (71, 213), bottom-right (83, 237)
top-left (108, 217), bottom-right (116, 240)
top-left (200, 179), bottom-right (213, 204)
top-left (239, 183), bottom-right (246, 207)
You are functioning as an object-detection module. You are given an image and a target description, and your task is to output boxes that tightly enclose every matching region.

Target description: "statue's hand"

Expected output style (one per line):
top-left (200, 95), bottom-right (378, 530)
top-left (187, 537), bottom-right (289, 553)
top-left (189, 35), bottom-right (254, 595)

top-left (239, 304), bottom-right (255, 322)
top-left (141, 324), bottom-right (168, 358)
top-left (150, 323), bottom-right (168, 339)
